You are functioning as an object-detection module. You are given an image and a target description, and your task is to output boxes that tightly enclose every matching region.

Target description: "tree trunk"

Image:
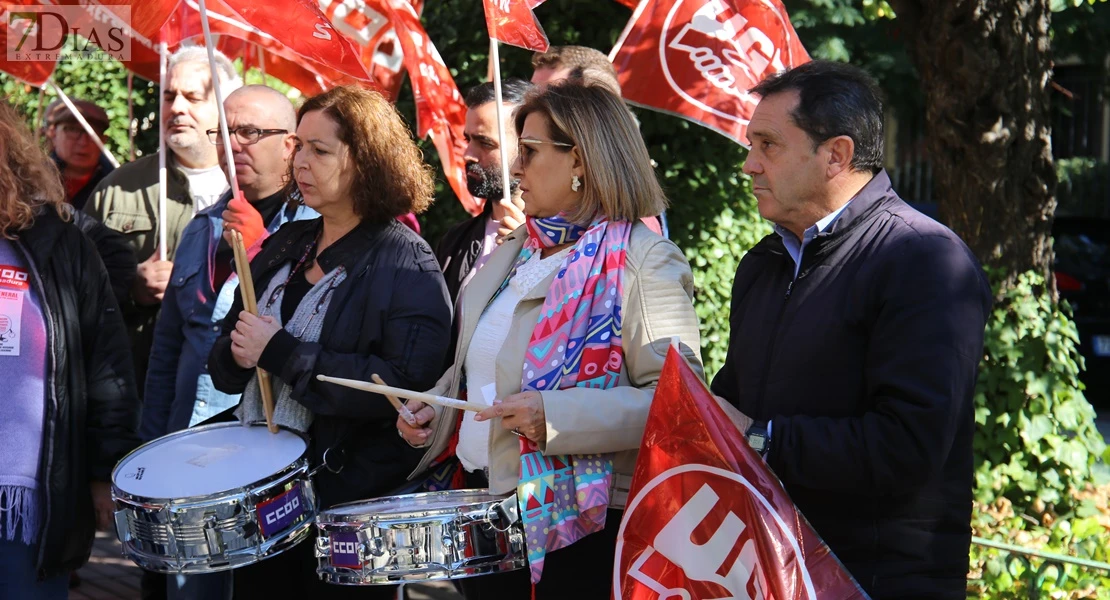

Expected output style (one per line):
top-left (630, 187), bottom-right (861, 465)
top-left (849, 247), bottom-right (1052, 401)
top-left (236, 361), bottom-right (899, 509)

top-left (890, 0), bottom-right (1057, 295)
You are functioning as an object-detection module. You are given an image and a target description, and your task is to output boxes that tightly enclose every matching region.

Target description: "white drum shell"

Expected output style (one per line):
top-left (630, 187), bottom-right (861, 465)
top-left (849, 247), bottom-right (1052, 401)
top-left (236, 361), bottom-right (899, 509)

top-left (111, 423), bottom-right (318, 573)
top-left (314, 489), bottom-right (525, 585)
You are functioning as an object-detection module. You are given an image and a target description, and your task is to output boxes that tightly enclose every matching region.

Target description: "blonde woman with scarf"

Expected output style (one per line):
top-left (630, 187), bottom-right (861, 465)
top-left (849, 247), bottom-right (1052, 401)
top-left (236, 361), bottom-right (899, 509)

top-left (399, 82), bottom-right (703, 599)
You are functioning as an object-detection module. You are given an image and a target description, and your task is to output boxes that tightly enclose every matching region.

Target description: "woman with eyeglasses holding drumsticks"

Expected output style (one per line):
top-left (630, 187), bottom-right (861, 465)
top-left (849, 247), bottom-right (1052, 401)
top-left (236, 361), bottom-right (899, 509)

top-left (206, 85), bottom-right (452, 598)
top-left (398, 82), bottom-right (704, 599)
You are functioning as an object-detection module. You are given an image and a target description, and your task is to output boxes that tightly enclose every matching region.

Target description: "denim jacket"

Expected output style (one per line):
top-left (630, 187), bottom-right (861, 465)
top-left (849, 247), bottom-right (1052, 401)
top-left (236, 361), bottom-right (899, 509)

top-left (139, 192), bottom-right (317, 441)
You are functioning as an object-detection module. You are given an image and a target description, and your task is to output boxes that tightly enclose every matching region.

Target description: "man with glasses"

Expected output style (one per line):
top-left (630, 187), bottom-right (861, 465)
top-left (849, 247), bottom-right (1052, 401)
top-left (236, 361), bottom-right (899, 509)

top-left (83, 48), bottom-right (242, 434)
top-left (42, 99), bottom-right (115, 210)
top-left (141, 84), bottom-right (316, 599)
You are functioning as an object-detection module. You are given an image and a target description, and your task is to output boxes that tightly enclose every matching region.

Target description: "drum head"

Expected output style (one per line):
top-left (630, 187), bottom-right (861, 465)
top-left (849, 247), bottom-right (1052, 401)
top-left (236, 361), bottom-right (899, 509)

top-left (323, 489), bottom-right (507, 521)
top-left (114, 423), bottom-right (307, 499)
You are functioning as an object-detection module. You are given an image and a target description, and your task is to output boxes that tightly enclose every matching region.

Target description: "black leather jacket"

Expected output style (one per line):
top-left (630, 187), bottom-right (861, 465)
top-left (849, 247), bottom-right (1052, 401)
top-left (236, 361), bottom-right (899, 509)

top-left (208, 217), bottom-right (452, 507)
top-left (15, 208), bottom-right (139, 578)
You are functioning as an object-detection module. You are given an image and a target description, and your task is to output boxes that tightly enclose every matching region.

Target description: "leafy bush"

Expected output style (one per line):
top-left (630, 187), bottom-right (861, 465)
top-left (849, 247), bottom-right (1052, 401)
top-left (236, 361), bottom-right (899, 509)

top-left (970, 270), bottom-right (1110, 596)
top-left (1056, 157), bottom-right (1110, 218)
top-left (0, 54), bottom-right (161, 161)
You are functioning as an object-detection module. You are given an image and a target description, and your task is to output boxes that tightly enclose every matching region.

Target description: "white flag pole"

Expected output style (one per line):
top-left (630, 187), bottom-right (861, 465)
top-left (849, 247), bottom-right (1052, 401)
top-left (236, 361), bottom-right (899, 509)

top-left (158, 41), bottom-right (169, 261)
top-left (197, 0), bottom-right (241, 197)
top-left (489, 38), bottom-right (512, 208)
top-left (46, 81), bottom-right (120, 168)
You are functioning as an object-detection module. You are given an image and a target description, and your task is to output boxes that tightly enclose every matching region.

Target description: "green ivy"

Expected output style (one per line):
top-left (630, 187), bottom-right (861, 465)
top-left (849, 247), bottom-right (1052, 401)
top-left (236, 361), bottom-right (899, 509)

top-left (974, 270), bottom-right (1107, 512)
top-left (970, 269), bottom-right (1110, 597)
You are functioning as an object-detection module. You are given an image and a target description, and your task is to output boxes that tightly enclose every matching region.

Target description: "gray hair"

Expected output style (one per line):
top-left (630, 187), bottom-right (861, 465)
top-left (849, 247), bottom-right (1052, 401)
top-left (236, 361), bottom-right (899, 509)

top-left (167, 46), bottom-right (242, 100)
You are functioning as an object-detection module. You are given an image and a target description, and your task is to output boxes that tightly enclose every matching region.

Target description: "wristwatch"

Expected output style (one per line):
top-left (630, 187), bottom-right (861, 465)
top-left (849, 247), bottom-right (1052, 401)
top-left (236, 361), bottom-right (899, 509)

top-left (745, 421), bottom-right (770, 458)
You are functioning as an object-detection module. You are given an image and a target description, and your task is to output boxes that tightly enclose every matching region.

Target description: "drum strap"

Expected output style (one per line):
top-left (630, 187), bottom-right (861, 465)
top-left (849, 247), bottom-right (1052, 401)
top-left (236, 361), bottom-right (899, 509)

top-left (309, 427), bottom-right (358, 477)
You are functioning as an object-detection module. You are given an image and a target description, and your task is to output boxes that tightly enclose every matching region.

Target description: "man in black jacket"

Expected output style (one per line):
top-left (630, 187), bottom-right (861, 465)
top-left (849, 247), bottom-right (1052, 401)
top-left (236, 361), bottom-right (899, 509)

top-left (435, 79), bottom-right (530, 304)
top-left (711, 61), bottom-right (992, 599)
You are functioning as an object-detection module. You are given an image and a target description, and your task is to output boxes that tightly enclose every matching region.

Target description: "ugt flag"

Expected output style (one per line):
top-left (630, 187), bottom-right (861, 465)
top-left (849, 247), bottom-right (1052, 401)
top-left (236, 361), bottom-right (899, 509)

top-left (609, 0), bottom-right (809, 146)
top-left (613, 346), bottom-right (867, 600)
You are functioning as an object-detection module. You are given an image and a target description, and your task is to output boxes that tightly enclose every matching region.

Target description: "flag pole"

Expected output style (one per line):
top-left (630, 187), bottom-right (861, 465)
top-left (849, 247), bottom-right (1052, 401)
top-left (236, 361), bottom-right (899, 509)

top-left (127, 71), bottom-right (135, 162)
top-left (490, 38), bottom-right (512, 208)
top-left (608, 0), bottom-right (650, 62)
top-left (197, 0), bottom-right (241, 197)
top-left (157, 41), bottom-right (169, 261)
top-left (46, 81), bottom-right (120, 169)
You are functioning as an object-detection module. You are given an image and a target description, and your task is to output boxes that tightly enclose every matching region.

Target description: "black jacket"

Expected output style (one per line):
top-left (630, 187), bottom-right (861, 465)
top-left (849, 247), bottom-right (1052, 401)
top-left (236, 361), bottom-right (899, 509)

top-left (50, 151), bottom-right (115, 212)
top-left (15, 209), bottom-right (139, 578)
top-left (711, 171), bottom-right (991, 599)
top-left (208, 218), bottom-right (452, 506)
top-left (71, 210), bottom-right (137, 308)
top-left (434, 199), bottom-right (493, 304)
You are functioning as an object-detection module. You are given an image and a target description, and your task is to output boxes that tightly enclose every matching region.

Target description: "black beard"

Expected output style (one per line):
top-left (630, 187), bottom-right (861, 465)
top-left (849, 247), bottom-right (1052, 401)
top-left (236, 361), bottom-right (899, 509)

top-left (466, 162), bottom-right (517, 199)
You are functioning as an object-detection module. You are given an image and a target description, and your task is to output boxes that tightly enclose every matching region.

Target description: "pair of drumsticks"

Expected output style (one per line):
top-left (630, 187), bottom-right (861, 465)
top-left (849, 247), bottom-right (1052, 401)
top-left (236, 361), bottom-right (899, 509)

top-left (232, 229), bottom-right (481, 434)
top-left (230, 230), bottom-right (278, 433)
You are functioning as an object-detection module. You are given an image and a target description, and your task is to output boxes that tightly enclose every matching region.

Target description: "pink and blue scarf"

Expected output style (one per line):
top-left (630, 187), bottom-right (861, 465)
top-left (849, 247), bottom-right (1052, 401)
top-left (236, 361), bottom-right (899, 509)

top-left (493, 213), bottom-right (632, 583)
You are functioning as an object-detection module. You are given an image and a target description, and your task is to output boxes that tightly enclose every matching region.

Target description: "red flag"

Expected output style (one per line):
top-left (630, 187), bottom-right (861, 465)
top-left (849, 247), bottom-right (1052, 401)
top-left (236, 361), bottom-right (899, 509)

top-left (613, 347), bottom-right (866, 600)
top-left (613, 0), bottom-right (639, 8)
top-left (373, 0), bottom-right (478, 215)
top-left (483, 0), bottom-right (548, 52)
top-left (610, 0), bottom-right (809, 146)
top-left (317, 0), bottom-right (424, 101)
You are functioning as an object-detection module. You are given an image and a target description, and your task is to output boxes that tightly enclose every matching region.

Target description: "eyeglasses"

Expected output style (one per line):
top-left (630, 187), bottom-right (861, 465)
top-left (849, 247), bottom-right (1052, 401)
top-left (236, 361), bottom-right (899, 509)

top-left (57, 123), bottom-right (99, 140)
top-left (517, 137), bottom-right (574, 170)
top-left (207, 127), bottom-right (288, 146)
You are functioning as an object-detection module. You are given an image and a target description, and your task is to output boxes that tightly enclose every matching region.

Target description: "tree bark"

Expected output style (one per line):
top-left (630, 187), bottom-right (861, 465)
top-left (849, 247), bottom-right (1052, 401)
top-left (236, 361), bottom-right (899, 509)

top-left (891, 0), bottom-right (1057, 295)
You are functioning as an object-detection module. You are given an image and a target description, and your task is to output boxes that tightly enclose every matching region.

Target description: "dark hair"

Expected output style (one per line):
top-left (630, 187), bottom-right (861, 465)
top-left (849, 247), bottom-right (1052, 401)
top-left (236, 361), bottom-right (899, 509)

top-left (750, 60), bottom-right (885, 173)
top-left (292, 85), bottom-right (434, 222)
top-left (465, 78), bottom-right (532, 109)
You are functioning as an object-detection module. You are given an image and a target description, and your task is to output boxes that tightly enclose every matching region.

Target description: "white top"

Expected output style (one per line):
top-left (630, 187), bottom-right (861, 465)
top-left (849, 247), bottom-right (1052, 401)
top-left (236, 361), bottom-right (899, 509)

top-left (459, 217), bottom-right (502, 293)
top-left (179, 164), bottom-right (229, 212)
top-left (458, 247), bottom-right (570, 473)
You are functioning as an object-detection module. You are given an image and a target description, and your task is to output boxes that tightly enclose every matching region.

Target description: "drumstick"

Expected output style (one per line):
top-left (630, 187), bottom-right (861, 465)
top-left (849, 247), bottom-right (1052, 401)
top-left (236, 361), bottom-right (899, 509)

top-left (315, 374), bottom-right (484, 413)
top-left (231, 230), bottom-right (278, 434)
top-left (371, 374), bottom-right (417, 426)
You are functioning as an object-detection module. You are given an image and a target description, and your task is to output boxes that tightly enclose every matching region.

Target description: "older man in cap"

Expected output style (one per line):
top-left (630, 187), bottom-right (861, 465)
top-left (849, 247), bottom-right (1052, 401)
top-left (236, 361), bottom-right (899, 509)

top-left (43, 98), bottom-right (116, 211)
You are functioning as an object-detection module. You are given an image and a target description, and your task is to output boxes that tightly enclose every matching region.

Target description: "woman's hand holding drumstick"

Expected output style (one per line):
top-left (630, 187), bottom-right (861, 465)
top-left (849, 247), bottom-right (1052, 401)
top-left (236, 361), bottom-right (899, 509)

top-left (314, 374), bottom-right (482, 447)
top-left (230, 229), bottom-right (277, 433)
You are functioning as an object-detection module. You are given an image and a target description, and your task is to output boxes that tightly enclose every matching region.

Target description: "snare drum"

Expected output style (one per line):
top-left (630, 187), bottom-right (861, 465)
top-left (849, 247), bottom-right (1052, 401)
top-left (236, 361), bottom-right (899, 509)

top-left (111, 422), bottom-right (317, 573)
top-left (314, 489), bottom-right (525, 585)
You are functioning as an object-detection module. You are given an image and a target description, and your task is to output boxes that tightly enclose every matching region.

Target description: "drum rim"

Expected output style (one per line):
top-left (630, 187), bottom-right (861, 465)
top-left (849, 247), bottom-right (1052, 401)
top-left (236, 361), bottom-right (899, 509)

top-left (111, 422), bottom-right (312, 504)
top-left (316, 488), bottom-right (512, 525)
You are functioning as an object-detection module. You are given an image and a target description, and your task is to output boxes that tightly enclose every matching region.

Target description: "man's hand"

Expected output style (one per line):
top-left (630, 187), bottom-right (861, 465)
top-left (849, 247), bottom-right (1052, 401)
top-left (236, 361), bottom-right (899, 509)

top-left (714, 395), bottom-right (753, 435)
top-left (229, 312), bottom-right (282, 369)
top-left (493, 192), bottom-right (525, 244)
top-left (222, 191), bottom-right (266, 248)
top-left (397, 399), bottom-right (437, 447)
top-left (90, 481), bottom-right (114, 532)
top-left (133, 248), bottom-right (173, 305)
top-left (475, 391), bottom-right (546, 444)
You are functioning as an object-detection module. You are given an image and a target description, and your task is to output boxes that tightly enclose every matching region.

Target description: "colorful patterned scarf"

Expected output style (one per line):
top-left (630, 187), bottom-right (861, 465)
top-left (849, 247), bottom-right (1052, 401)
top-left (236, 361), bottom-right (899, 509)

top-left (494, 213), bottom-right (632, 583)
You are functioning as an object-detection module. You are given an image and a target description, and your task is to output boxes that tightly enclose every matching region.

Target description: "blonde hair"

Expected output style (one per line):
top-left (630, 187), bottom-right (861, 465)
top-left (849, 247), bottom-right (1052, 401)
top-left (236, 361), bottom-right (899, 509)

top-left (0, 101), bottom-right (68, 238)
top-left (514, 82), bottom-right (665, 224)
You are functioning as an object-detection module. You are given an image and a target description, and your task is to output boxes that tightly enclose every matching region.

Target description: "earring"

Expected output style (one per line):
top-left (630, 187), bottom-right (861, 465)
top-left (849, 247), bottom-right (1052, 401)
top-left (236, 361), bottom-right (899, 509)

top-left (571, 175), bottom-right (581, 192)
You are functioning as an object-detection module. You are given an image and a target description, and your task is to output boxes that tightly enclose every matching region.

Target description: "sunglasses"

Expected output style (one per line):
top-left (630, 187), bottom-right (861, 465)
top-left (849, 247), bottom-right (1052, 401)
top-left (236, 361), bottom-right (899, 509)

top-left (517, 137), bottom-right (574, 170)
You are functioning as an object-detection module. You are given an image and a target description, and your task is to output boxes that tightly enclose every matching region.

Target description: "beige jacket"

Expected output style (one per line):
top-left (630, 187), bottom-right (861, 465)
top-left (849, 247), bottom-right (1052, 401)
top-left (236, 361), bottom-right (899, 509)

top-left (409, 222), bottom-right (704, 506)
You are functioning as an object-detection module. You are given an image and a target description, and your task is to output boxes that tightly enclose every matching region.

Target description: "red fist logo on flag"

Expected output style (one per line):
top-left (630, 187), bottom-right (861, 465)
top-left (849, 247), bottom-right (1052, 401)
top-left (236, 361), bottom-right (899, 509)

top-left (613, 347), bottom-right (867, 600)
